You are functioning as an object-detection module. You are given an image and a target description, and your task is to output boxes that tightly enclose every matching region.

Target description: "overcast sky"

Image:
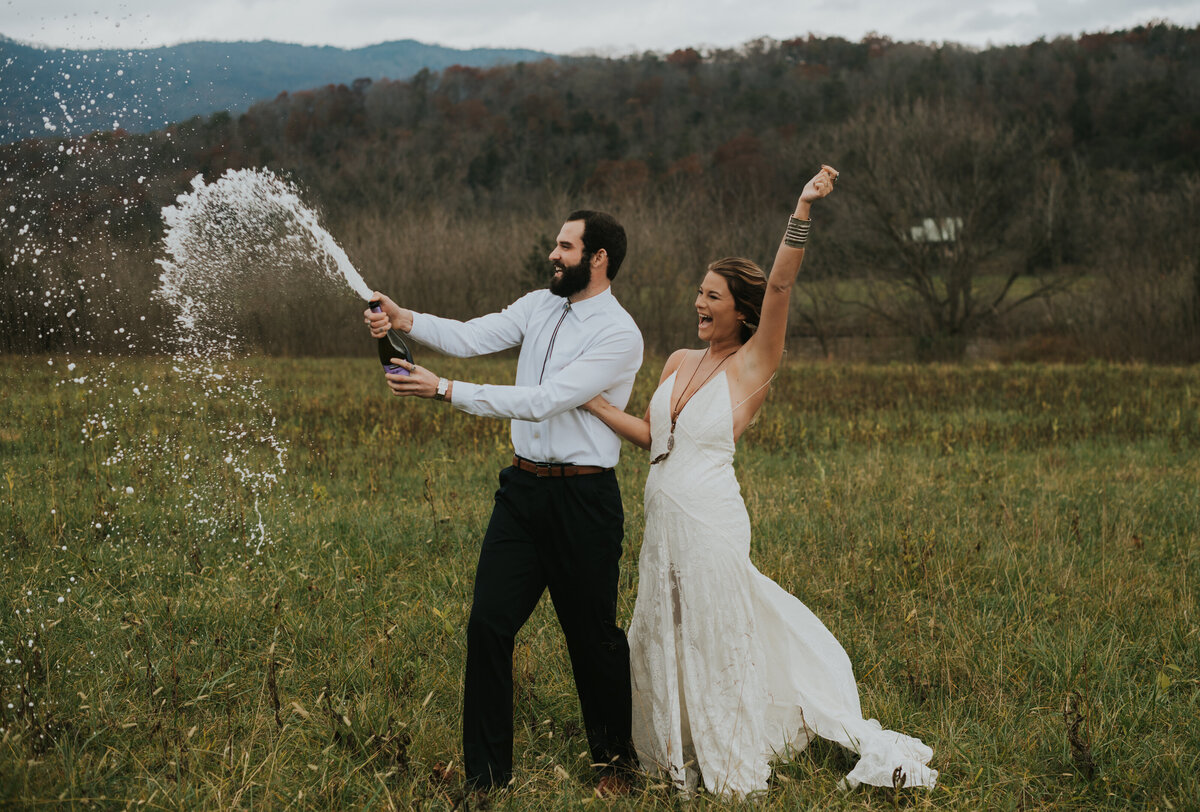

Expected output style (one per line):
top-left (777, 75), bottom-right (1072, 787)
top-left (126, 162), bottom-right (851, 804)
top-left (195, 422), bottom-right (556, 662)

top-left (3, 0), bottom-right (1197, 54)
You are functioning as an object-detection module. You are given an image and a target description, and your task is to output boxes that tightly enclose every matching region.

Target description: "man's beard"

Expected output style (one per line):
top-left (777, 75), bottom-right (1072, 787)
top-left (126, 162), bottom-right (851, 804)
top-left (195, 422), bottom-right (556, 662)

top-left (549, 256), bottom-right (590, 298)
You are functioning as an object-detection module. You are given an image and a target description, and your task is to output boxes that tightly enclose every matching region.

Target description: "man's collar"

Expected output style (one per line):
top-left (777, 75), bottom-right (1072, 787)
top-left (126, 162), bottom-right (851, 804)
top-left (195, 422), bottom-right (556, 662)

top-left (564, 286), bottom-right (615, 320)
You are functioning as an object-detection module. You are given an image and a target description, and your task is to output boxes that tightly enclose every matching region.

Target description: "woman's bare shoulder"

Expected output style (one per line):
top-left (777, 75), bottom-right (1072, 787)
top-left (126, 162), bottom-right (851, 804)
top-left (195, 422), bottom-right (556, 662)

top-left (658, 348), bottom-right (692, 384)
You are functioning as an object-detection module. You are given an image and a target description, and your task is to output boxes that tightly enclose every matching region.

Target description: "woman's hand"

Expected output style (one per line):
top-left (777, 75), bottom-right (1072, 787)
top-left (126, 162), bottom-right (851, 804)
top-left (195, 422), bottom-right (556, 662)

top-left (799, 164), bottom-right (838, 205)
top-left (580, 393), bottom-right (651, 450)
top-left (582, 394), bottom-right (611, 415)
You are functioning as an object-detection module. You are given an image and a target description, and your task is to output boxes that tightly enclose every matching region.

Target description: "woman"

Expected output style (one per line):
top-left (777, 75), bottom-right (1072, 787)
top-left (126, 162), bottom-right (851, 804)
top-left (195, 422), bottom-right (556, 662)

top-left (583, 166), bottom-right (937, 797)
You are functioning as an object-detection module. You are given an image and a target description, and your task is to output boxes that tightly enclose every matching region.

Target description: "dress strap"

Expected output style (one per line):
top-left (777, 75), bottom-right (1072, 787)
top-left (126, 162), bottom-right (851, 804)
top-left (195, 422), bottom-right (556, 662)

top-left (694, 373), bottom-right (777, 437)
top-left (730, 374), bottom-right (776, 413)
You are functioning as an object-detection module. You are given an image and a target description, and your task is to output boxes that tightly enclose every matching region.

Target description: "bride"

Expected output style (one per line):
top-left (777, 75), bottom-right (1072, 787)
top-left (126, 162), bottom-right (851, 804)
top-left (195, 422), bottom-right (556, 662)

top-left (583, 166), bottom-right (938, 797)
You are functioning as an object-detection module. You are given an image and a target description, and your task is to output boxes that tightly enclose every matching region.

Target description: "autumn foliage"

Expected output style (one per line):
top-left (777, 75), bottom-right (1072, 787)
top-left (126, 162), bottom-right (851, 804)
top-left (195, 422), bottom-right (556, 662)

top-left (2, 24), bottom-right (1197, 359)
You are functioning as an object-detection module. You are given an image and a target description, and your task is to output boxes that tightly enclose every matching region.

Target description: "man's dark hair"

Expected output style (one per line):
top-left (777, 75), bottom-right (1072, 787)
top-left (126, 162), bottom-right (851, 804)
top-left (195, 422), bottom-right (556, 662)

top-left (566, 210), bottom-right (627, 280)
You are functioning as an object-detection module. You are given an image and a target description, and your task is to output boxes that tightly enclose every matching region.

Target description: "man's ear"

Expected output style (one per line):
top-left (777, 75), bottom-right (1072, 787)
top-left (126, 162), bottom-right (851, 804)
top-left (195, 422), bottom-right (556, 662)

top-left (591, 248), bottom-right (607, 267)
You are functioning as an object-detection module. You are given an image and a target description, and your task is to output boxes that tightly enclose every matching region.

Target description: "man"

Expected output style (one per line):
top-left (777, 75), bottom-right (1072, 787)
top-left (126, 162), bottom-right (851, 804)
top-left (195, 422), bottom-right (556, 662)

top-left (364, 210), bottom-right (642, 795)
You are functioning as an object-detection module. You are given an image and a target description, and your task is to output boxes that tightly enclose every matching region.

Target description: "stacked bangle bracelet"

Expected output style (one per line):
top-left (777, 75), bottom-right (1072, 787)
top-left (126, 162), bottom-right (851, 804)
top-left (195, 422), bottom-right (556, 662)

top-left (784, 215), bottom-right (811, 248)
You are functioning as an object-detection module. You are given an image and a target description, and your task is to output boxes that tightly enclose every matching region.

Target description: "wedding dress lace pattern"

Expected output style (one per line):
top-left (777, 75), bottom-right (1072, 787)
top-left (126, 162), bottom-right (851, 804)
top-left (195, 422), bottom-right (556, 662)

top-left (628, 371), bottom-right (938, 797)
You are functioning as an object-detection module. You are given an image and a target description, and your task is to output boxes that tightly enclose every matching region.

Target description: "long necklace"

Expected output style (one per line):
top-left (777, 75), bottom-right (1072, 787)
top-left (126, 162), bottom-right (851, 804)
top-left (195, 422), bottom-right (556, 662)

top-left (651, 346), bottom-right (738, 465)
top-left (538, 300), bottom-right (572, 384)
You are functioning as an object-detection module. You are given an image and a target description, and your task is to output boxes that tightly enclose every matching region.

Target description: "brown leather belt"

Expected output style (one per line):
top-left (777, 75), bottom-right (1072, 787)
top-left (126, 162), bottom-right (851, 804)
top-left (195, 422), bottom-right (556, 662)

top-left (512, 455), bottom-right (608, 477)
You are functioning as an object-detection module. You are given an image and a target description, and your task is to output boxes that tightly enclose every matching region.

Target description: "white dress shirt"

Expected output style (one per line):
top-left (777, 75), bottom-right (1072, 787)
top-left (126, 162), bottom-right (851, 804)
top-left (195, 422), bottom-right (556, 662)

top-left (407, 287), bottom-right (643, 468)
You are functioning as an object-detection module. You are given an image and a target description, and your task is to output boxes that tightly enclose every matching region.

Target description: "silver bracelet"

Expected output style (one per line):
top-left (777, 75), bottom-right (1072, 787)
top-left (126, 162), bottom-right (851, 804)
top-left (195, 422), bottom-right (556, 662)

top-left (784, 215), bottom-right (811, 248)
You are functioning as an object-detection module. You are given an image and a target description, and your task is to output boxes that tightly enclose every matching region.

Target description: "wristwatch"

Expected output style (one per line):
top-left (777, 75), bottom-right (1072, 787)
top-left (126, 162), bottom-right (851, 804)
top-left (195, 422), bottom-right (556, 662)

top-left (434, 377), bottom-right (450, 401)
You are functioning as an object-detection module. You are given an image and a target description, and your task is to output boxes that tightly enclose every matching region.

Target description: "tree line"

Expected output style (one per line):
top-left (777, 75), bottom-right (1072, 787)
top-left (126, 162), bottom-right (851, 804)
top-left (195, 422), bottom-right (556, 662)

top-left (2, 23), bottom-right (1197, 361)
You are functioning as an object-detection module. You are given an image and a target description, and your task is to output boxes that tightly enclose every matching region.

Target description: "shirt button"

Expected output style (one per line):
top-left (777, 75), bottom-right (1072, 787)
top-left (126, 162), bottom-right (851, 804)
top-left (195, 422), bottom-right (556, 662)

top-left (533, 431), bottom-right (540, 439)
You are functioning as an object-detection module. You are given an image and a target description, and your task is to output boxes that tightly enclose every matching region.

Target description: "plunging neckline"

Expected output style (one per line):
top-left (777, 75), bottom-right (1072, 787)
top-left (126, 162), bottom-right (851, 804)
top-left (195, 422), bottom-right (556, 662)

top-left (659, 366), bottom-right (776, 446)
top-left (649, 369), bottom-right (734, 466)
top-left (665, 353), bottom-right (736, 422)
top-left (663, 368), bottom-right (731, 425)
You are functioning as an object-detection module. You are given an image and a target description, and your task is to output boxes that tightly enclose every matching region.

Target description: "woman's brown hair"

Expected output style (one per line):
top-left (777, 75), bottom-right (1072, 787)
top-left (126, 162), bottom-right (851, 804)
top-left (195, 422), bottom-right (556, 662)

top-left (707, 257), bottom-right (766, 344)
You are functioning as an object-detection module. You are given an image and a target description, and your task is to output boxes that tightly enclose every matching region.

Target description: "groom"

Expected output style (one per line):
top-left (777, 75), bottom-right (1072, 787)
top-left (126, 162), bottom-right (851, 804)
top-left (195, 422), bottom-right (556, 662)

top-left (364, 210), bottom-right (642, 794)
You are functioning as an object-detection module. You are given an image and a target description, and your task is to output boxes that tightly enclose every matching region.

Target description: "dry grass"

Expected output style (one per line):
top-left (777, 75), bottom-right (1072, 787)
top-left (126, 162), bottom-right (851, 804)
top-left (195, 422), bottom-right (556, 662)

top-left (1, 355), bottom-right (1197, 809)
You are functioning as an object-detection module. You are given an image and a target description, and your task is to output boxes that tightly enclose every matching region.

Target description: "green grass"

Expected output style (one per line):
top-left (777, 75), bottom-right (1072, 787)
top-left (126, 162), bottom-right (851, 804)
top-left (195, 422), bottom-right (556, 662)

top-left (1, 355), bottom-right (1198, 810)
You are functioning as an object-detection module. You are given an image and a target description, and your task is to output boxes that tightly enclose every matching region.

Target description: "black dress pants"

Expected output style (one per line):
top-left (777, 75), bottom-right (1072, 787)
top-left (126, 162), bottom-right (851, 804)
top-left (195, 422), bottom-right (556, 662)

top-left (463, 464), bottom-right (635, 789)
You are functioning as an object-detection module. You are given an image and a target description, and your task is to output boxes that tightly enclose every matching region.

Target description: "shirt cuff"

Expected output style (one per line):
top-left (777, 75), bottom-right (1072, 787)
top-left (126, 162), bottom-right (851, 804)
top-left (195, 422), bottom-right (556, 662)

top-left (407, 311), bottom-right (429, 344)
top-left (449, 380), bottom-right (480, 412)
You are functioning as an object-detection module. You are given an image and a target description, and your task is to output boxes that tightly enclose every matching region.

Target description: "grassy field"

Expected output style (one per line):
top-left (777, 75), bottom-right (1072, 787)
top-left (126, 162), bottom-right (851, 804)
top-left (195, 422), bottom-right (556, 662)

top-left (1, 354), bottom-right (1197, 810)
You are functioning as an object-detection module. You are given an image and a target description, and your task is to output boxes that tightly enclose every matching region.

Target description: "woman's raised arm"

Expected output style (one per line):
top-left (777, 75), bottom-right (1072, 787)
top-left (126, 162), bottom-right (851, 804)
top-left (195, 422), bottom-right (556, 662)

top-left (740, 165), bottom-right (838, 383)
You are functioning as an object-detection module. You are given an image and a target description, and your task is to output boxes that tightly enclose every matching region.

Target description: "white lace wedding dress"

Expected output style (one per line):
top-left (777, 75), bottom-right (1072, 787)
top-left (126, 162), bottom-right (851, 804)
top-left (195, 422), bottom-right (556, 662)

top-left (628, 371), bottom-right (938, 797)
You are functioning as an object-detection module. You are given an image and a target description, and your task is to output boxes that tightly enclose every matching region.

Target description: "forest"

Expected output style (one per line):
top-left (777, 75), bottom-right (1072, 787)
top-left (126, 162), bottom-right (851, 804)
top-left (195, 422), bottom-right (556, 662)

top-left (2, 22), bottom-right (1197, 360)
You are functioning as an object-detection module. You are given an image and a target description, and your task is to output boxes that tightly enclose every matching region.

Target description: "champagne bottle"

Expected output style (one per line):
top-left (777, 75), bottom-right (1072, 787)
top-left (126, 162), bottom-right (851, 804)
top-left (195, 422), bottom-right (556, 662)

top-left (368, 300), bottom-right (413, 376)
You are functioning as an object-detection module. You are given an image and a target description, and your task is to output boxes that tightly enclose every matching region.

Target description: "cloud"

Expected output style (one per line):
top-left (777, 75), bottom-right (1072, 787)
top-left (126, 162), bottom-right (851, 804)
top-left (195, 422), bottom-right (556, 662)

top-left (1, 0), bottom-right (1193, 53)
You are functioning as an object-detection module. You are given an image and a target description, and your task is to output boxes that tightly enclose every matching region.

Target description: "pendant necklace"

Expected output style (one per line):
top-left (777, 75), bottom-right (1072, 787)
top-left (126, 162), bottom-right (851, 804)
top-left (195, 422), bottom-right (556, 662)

top-left (651, 346), bottom-right (738, 465)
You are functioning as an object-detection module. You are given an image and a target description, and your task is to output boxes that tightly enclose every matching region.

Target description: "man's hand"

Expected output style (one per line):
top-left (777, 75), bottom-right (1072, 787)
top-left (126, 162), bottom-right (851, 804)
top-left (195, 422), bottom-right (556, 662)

top-left (385, 360), bottom-right (443, 399)
top-left (364, 291), bottom-right (414, 336)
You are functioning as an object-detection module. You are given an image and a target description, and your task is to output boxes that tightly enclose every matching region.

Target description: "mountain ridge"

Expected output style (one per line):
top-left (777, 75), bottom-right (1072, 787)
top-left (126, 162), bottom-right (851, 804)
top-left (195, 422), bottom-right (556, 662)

top-left (0, 35), bottom-right (556, 141)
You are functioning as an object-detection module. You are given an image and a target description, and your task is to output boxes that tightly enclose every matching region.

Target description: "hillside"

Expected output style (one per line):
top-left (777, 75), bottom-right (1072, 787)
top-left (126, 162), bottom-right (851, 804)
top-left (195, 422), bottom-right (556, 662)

top-left (0, 35), bottom-right (554, 141)
top-left (1, 24), bottom-right (1197, 360)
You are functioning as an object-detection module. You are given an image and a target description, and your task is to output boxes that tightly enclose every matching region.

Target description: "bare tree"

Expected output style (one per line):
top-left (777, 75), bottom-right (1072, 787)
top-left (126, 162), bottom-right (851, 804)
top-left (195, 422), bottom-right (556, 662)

top-left (821, 100), bottom-right (1072, 359)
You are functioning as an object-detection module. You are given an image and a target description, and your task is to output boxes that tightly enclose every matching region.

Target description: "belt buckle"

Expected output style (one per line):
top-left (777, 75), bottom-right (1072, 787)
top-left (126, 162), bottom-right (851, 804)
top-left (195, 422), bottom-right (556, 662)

top-left (534, 462), bottom-right (554, 478)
